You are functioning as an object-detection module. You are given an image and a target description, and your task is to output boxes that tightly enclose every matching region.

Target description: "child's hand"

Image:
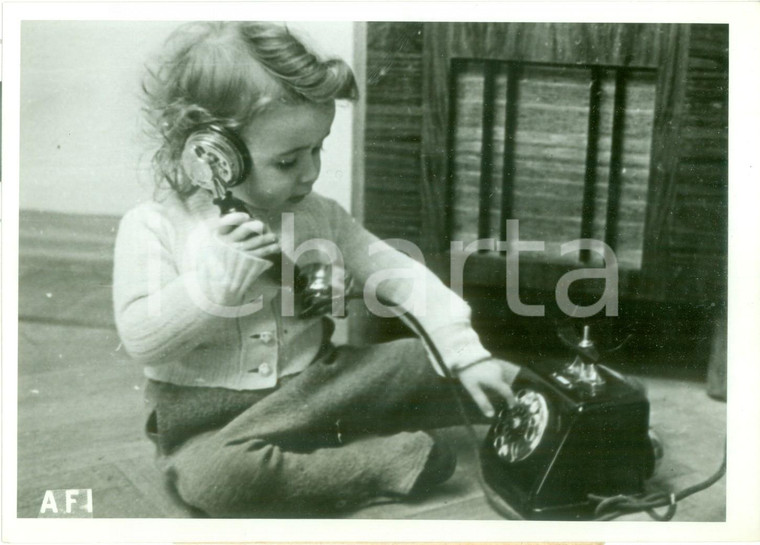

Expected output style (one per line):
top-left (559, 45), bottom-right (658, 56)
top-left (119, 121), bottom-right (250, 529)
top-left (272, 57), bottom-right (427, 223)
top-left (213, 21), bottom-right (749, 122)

top-left (457, 358), bottom-right (520, 418)
top-left (215, 212), bottom-right (281, 260)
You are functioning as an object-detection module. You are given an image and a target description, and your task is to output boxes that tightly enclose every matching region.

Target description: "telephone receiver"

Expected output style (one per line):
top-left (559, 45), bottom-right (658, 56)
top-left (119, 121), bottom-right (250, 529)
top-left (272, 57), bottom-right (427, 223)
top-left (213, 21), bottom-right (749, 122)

top-left (181, 124), bottom-right (347, 318)
top-left (481, 323), bottom-right (659, 520)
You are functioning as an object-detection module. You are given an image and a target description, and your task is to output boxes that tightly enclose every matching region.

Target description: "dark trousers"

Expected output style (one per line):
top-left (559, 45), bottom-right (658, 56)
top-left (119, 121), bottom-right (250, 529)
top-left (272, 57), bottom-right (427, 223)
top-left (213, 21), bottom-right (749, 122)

top-left (145, 338), bottom-right (485, 517)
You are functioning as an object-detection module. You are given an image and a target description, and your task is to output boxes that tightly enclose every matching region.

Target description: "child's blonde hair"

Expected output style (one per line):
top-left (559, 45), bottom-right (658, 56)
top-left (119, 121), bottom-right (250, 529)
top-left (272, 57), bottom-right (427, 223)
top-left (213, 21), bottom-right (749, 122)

top-left (143, 22), bottom-right (358, 195)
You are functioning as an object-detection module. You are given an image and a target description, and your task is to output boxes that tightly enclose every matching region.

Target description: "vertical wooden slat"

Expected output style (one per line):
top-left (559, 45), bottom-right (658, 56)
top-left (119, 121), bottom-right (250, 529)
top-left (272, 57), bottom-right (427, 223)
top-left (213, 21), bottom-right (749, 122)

top-left (604, 69), bottom-right (628, 251)
top-left (640, 24), bottom-right (691, 299)
top-left (446, 59), bottom-right (462, 244)
top-left (580, 67), bottom-right (603, 262)
top-left (422, 23), bottom-right (453, 253)
top-left (478, 62), bottom-right (496, 240)
top-left (363, 22), bottom-right (425, 243)
top-left (500, 63), bottom-right (520, 241)
top-left (351, 23), bottom-right (368, 225)
top-left (641, 24), bottom-right (727, 302)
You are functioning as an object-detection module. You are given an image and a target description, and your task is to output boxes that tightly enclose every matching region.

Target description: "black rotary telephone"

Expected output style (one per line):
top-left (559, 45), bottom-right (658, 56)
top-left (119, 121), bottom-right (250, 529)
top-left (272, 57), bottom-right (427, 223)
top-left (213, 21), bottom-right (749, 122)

top-left (480, 323), bottom-right (659, 519)
top-left (180, 124), bottom-right (344, 317)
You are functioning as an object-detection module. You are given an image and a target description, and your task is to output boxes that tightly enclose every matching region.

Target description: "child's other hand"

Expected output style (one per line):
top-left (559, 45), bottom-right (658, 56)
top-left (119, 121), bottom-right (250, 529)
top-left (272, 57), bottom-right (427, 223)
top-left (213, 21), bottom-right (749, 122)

top-left (457, 358), bottom-right (520, 418)
top-left (215, 212), bottom-right (281, 260)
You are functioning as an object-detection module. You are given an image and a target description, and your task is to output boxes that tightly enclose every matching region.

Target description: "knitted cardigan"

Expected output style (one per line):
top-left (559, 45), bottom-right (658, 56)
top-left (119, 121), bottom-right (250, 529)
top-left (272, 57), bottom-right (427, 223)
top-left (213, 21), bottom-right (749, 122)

top-left (113, 189), bottom-right (492, 390)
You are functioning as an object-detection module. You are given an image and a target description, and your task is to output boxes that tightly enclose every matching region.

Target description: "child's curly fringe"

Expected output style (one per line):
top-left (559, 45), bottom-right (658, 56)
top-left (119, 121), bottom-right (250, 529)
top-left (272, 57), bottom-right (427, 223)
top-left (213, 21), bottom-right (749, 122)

top-left (142, 22), bottom-right (358, 196)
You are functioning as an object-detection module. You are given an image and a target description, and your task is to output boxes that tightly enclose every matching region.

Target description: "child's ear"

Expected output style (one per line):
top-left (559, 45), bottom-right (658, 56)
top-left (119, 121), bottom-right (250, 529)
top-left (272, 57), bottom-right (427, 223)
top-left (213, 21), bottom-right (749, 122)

top-left (181, 125), bottom-right (252, 192)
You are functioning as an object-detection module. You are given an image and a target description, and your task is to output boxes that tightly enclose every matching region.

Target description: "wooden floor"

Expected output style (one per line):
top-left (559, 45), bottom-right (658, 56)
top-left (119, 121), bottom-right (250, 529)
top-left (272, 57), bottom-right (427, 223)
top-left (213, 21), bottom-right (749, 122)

top-left (15, 259), bottom-right (726, 521)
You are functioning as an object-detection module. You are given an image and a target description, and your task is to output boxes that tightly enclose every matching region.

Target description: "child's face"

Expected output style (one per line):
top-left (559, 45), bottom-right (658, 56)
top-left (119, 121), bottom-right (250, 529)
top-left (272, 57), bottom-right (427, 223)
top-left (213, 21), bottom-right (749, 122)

top-left (232, 101), bottom-right (336, 211)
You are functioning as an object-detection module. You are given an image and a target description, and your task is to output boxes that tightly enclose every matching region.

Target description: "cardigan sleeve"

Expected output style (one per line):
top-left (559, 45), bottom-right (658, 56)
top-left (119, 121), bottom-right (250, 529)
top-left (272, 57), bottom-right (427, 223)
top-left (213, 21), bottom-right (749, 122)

top-left (323, 198), bottom-right (493, 374)
top-left (112, 204), bottom-right (272, 364)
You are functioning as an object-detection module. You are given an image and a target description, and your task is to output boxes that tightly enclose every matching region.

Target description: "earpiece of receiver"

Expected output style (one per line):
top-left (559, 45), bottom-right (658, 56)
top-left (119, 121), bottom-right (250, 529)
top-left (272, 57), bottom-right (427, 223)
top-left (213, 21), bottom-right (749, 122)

top-left (181, 125), bottom-right (252, 192)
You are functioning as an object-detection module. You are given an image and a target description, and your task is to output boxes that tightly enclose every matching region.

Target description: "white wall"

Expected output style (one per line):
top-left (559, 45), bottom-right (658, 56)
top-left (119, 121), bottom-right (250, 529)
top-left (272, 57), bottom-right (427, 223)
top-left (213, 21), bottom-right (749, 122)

top-left (19, 21), bottom-right (356, 216)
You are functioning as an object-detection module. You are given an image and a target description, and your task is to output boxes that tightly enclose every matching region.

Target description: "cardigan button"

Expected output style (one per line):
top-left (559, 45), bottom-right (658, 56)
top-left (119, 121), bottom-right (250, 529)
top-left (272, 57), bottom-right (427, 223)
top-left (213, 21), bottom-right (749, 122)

top-left (258, 362), bottom-right (272, 376)
top-left (250, 331), bottom-right (275, 344)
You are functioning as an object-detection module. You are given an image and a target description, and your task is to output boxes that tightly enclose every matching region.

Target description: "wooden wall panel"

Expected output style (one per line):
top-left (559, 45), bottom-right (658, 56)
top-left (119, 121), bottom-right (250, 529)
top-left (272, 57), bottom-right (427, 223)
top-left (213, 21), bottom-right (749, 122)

top-left (363, 23), bottom-right (425, 244)
top-left (641, 24), bottom-right (728, 302)
top-left (363, 22), bottom-right (728, 305)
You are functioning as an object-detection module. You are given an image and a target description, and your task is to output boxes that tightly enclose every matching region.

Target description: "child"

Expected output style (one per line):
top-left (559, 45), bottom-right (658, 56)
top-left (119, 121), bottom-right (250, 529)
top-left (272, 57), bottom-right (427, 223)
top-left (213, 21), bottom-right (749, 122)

top-left (113, 21), bottom-right (520, 517)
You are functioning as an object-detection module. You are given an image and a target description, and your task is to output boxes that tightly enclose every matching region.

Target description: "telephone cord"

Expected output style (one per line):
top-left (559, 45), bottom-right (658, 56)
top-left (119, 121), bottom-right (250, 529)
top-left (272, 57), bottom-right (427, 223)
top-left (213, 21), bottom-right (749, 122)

top-left (588, 438), bottom-right (727, 521)
top-left (389, 307), bottom-right (526, 520)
